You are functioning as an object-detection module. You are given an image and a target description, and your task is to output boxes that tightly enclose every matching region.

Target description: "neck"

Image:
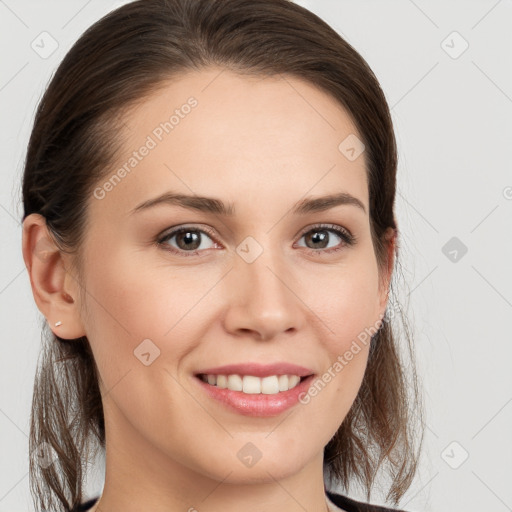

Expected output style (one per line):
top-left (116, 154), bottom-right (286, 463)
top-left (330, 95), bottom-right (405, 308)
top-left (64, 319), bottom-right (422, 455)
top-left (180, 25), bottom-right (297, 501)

top-left (90, 410), bottom-right (332, 512)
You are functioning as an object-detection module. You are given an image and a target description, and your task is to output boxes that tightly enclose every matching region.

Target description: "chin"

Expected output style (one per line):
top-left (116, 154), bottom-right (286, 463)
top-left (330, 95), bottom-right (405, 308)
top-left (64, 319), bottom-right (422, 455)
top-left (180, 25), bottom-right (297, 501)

top-left (198, 446), bottom-right (312, 485)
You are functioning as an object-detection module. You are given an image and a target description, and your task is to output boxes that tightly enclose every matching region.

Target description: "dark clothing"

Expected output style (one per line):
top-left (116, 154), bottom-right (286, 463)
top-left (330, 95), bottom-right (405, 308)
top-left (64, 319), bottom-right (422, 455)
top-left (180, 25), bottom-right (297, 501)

top-left (74, 491), bottom-right (408, 511)
top-left (73, 497), bottom-right (98, 512)
top-left (326, 489), bottom-right (408, 511)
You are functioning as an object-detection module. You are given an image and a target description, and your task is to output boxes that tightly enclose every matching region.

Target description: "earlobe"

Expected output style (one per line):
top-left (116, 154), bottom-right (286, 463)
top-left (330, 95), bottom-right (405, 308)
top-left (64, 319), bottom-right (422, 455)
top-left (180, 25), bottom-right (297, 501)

top-left (21, 213), bottom-right (86, 340)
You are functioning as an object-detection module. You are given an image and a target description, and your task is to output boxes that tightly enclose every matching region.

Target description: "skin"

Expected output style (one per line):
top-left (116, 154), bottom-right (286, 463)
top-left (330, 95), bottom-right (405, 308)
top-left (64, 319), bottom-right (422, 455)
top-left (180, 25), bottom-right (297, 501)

top-left (22, 67), bottom-right (395, 512)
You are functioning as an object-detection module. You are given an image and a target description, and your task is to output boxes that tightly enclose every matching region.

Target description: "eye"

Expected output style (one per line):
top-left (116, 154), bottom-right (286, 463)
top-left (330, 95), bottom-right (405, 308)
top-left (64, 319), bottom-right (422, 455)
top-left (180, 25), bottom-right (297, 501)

top-left (156, 223), bottom-right (356, 258)
top-left (295, 224), bottom-right (356, 255)
top-left (157, 225), bottom-right (219, 257)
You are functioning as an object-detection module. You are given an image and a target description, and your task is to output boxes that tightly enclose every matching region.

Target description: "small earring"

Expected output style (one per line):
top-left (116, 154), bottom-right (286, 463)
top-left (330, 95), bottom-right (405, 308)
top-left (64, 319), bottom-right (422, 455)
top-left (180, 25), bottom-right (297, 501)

top-left (54, 321), bottom-right (62, 327)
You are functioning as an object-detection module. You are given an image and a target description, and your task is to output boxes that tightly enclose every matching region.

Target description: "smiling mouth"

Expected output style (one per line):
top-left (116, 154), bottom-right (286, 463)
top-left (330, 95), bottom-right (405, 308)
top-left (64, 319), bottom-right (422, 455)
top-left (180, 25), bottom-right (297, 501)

top-left (195, 373), bottom-right (312, 394)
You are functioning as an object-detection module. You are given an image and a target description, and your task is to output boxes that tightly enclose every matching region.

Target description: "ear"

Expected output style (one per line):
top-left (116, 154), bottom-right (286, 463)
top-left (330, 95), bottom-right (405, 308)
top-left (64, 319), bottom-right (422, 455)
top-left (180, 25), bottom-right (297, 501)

top-left (21, 213), bottom-right (86, 339)
top-left (376, 226), bottom-right (397, 322)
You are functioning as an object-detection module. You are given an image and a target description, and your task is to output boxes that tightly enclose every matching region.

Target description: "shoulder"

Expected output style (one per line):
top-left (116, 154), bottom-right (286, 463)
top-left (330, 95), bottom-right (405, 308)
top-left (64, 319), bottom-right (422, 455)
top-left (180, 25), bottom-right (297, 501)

top-left (326, 490), bottom-right (412, 512)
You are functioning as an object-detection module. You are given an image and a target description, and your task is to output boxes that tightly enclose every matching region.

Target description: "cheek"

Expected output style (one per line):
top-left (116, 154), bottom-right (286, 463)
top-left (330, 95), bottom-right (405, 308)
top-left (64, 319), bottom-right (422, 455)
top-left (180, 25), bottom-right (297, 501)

top-left (83, 241), bottom-right (165, 329)
top-left (79, 246), bottom-right (221, 378)
top-left (317, 257), bottom-right (381, 349)
top-left (310, 257), bottom-right (380, 399)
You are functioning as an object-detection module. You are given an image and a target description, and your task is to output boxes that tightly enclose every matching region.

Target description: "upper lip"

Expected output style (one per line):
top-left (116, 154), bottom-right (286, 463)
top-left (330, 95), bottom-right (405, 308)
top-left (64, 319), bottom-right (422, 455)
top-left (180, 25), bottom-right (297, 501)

top-left (195, 362), bottom-right (315, 378)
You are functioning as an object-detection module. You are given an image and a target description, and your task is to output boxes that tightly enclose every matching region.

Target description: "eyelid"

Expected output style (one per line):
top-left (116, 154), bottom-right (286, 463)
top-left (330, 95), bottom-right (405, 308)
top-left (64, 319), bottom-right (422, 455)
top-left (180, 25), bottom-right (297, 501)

top-left (297, 222), bottom-right (354, 241)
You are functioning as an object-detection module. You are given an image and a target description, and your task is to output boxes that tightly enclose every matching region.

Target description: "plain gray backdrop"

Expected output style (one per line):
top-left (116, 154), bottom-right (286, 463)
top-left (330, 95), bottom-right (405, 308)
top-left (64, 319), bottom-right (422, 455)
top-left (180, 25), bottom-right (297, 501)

top-left (1, 0), bottom-right (511, 510)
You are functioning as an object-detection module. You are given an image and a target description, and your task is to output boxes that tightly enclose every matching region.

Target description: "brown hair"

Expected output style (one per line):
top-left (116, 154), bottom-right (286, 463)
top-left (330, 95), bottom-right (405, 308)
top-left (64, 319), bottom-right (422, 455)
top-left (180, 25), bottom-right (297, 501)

top-left (21, 1), bottom-right (424, 510)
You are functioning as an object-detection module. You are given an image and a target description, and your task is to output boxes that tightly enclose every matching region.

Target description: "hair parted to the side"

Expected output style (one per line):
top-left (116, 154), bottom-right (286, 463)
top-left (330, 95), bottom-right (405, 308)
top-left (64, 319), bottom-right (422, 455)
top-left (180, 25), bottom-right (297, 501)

top-left (21, 1), bottom-right (424, 510)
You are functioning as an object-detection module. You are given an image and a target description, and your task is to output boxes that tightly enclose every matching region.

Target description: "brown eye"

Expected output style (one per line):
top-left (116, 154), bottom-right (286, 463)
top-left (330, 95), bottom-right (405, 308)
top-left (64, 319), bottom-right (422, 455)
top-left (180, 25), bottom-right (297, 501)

top-left (158, 226), bottom-right (218, 256)
top-left (303, 229), bottom-right (331, 249)
top-left (296, 224), bottom-right (356, 255)
top-left (173, 230), bottom-right (202, 250)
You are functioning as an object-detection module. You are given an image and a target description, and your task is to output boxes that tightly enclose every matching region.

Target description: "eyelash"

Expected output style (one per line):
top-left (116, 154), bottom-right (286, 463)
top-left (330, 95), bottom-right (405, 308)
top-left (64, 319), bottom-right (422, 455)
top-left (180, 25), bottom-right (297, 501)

top-left (156, 223), bottom-right (357, 258)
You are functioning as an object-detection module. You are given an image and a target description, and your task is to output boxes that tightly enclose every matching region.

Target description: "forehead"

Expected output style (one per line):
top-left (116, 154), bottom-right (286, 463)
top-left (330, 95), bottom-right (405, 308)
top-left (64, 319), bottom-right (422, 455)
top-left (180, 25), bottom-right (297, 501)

top-left (90, 67), bottom-right (368, 219)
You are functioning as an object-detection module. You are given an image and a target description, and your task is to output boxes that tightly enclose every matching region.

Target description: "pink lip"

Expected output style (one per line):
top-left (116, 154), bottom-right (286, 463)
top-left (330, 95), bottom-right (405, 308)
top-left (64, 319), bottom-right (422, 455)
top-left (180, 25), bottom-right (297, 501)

top-left (195, 362), bottom-right (315, 378)
top-left (194, 374), bottom-right (316, 417)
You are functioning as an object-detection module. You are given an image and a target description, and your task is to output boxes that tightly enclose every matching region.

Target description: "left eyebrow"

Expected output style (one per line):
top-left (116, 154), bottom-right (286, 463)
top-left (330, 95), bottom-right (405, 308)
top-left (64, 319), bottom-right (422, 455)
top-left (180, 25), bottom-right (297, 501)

top-left (293, 192), bottom-right (366, 215)
top-left (130, 191), bottom-right (366, 216)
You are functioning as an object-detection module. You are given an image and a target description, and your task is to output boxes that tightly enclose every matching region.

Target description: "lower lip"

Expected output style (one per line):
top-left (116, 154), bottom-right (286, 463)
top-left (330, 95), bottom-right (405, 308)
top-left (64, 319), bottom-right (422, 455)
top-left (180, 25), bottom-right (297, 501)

top-left (194, 375), bottom-right (315, 417)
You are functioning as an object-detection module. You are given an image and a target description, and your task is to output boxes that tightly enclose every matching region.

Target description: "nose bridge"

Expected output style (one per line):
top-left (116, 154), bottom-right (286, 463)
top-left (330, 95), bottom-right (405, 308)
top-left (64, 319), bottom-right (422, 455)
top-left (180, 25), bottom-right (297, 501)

top-left (224, 238), bottom-right (303, 338)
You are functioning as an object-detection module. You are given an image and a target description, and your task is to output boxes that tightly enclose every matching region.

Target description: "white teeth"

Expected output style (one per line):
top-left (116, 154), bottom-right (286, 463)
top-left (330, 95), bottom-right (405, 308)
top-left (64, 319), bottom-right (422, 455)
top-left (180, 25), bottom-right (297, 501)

top-left (200, 374), bottom-right (303, 394)
top-left (216, 374), bottom-right (228, 388)
top-left (288, 375), bottom-right (301, 388)
top-left (243, 375), bottom-right (260, 394)
top-left (261, 376), bottom-right (279, 394)
top-left (227, 374), bottom-right (243, 391)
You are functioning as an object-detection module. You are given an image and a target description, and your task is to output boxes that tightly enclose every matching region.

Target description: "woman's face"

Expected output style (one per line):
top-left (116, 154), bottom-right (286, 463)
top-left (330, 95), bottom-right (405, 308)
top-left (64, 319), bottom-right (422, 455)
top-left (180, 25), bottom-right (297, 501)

top-left (72, 68), bottom-right (392, 486)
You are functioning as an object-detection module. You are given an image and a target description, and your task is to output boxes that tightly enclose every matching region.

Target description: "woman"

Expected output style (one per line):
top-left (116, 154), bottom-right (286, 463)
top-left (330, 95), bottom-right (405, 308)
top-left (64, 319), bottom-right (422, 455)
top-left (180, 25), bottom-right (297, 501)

top-left (21, 1), bottom-right (424, 511)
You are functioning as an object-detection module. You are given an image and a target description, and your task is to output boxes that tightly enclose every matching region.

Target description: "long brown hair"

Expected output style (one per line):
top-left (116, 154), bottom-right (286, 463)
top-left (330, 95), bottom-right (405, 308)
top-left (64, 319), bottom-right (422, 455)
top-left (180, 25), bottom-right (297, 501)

top-left (21, 1), bottom-right (424, 510)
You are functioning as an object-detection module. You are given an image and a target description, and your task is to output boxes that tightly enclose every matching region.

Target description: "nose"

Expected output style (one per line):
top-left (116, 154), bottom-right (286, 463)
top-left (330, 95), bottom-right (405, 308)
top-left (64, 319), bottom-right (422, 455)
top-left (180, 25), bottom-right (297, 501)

top-left (222, 244), bottom-right (305, 341)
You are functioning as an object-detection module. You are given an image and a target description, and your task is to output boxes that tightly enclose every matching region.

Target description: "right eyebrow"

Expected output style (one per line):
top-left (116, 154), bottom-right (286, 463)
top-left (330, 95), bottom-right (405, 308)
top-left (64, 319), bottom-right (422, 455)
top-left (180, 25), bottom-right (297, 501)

top-left (130, 191), bottom-right (235, 216)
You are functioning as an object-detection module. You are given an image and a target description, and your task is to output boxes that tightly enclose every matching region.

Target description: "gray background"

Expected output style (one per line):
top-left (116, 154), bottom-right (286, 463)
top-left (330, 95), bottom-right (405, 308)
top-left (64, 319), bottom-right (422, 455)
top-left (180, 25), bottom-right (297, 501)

top-left (1, 0), bottom-right (511, 510)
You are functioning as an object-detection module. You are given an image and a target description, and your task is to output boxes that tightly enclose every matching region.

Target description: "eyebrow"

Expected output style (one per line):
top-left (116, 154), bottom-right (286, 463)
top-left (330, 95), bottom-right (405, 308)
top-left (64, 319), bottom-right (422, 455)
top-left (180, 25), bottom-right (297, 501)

top-left (130, 191), bottom-right (366, 216)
